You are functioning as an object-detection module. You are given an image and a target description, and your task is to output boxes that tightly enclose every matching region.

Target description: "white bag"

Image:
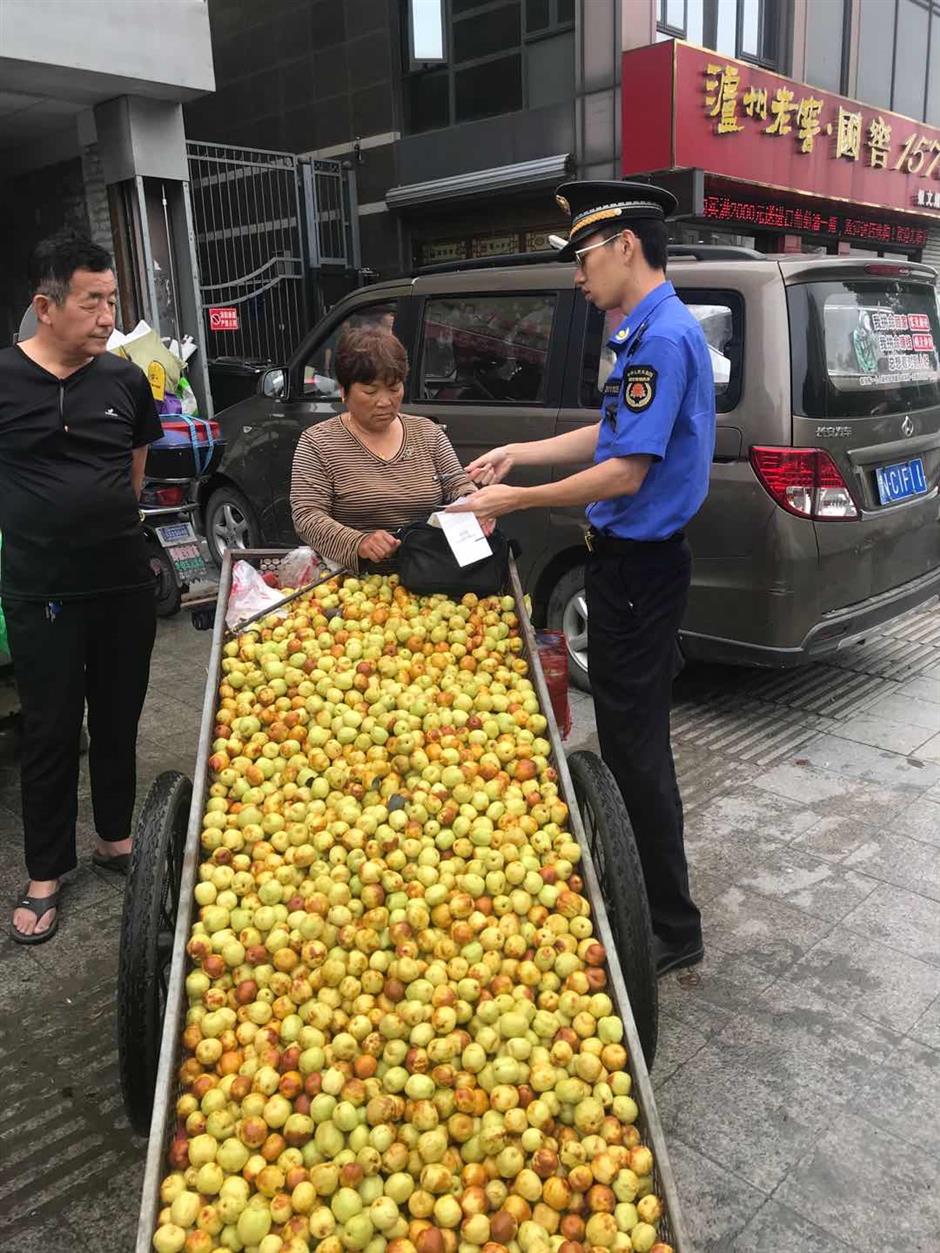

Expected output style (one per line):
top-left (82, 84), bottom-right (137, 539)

top-left (226, 561), bottom-right (287, 630)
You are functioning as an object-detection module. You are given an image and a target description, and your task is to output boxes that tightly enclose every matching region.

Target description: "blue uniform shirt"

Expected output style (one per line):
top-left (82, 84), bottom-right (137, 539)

top-left (587, 281), bottom-right (716, 541)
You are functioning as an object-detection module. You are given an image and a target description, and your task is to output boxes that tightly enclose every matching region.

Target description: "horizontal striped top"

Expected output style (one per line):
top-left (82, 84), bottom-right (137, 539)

top-left (290, 414), bottom-right (475, 570)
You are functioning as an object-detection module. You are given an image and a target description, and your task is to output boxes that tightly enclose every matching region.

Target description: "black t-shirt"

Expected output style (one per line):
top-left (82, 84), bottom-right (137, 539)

top-left (0, 346), bottom-right (163, 600)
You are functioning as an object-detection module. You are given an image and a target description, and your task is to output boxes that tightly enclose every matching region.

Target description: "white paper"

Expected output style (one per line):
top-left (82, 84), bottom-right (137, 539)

top-left (428, 504), bottom-right (492, 567)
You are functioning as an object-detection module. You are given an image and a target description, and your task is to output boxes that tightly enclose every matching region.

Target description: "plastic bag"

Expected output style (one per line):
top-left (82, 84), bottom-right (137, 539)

top-left (277, 547), bottom-right (323, 589)
top-left (177, 376), bottom-right (198, 416)
top-left (536, 629), bottom-right (571, 739)
top-left (110, 323), bottom-right (183, 401)
top-left (226, 560), bottom-right (288, 630)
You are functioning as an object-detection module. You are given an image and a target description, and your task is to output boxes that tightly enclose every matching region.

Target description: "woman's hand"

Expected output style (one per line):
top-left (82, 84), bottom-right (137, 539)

top-left (446, 484), bottom-right (522, 522)
top-left (358, 530), bottom-right (400, 561)
top-left (466, 446), bottom-right (514, 485)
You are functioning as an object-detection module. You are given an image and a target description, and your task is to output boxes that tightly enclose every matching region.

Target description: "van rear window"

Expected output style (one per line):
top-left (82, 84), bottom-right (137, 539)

top-left (788, 279), bottom-right (940, 418)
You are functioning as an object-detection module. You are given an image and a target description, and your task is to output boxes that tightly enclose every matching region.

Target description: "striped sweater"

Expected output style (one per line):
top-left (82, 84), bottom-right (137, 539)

top-left (290, 414), bottom-right (475, 570)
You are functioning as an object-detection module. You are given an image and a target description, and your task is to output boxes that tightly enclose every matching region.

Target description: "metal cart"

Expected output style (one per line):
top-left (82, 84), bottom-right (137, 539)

top-left (119, 549), bottom-right (689, 1253)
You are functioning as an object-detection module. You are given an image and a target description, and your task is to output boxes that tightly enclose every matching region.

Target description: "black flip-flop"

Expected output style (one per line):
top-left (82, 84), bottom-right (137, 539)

top-left (10, 884), bottom-right (61, 946)
top-left (92, 850), bottom-right (131, 875)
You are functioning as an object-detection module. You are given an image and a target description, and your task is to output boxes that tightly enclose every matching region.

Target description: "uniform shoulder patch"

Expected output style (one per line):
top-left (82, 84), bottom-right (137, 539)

top-left (623, 365), bottom-right (657, 412)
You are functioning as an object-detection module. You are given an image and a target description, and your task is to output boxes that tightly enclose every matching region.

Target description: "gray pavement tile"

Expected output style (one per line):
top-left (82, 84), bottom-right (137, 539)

top-left (692, 785), bottom-right (822, 842)
top-left (684, 820), bottom-right (788, 884)
top-left (731, 844), bottom-right (878, 921)
top-left (657, 1042), bottom-right (842, 1193)
top-left (0, 944), bottom-right (43, 1000)
top-left (700, 885), bottom-right (833, 977)
top-left (909, 994), bottom-right (940, 1051)
top-left (863, 690), bottom-right (940, 732)
top-left (842, 827), bottom-right (940, 902)
top-left (54, 1158), bottom-right (146, 1253)
top-left (779, 925), bottom-right (940, 1034)
top-left (858, 1036), bottom-right (940, 1159)
top-left (714, 980), bottom-right (902, 1106)
top-left (794, 732), bottom-right (940, 791)
top-left (730, 1200), bottom-right (853, 1253)
top-left (776, 1110), bottom-right (940, 1253)
top-left (665, 1139), bottom-right (767, 1253)
top-left (856, 790), bottom-right (940, 848)
top-left (841, 882), bottom-right (940, 969)
top-left (688, 865), bottom-right (728, 907)
top-left (26, 889), bottom-right (123, 981)
top-left (651, 1008), bottom-right (710, 1087)
top-left (893, 674), bottom-right (940, 704)
top-left (821, 711), bottom-right (934, 755)
top-left (0, 1213), bottom-right (93, 1253)
top-left (657, 947), bottom-right (779, 1042)
top-left (916, 731), bottom-right (940, 763)
top-left (790, 812), bottom-right (882, 863)
top-left (751, 760), bottom-right (859, 805)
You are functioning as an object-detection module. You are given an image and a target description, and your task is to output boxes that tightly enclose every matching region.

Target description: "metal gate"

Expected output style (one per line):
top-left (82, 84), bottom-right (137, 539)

top-left (186, 141), bottom-right (359, 364)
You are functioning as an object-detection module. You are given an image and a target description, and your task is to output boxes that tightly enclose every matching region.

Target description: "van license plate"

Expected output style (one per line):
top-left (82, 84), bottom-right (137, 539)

top-left (875, 457), bottom-right (928, 505)
top-left (156, 521), bottom-right (198, 547)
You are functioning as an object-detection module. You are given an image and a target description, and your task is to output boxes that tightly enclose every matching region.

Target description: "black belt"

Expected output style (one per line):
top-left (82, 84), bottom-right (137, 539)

top-left (584, 527), bottom-right (685, 553)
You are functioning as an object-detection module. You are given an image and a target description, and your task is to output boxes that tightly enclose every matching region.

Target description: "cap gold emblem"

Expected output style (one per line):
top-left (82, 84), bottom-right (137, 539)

top-left (555, 194), bottom-right (571, 215)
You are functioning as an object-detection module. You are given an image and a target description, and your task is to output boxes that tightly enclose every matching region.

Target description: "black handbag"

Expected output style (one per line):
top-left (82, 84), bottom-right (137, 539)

top-left (395, 521), bottom-right (512, 596)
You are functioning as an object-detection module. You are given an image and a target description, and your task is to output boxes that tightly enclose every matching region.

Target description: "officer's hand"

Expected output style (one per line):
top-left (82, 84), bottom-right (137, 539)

top-left (466, 446), bottom-right (514, 485)
top-left (358, 530), bottom-right (400, 561)
top-left (445, 484), bottom-right (521, 522)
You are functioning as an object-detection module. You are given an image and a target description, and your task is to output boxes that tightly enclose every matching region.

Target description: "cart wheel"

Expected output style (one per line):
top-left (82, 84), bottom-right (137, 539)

top-left (566, 750), bottom-right (658, 1066)
top-left (118, 770), bottom-right (192, 1135)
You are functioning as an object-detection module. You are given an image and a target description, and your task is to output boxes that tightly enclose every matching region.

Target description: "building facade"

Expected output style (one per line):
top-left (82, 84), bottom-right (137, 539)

top-left (0, 0), bottom-right (216, 407)
top-left (182, 0), bottom-right (940, 291)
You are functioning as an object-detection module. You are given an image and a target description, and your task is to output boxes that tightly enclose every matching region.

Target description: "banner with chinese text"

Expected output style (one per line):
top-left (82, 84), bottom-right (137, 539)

top-left (622, 41), bottom-right (940, 221)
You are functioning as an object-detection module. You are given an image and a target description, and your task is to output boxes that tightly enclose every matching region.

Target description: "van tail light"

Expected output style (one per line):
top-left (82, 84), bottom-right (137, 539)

top-left (749, 447), bottom-right (859, 520)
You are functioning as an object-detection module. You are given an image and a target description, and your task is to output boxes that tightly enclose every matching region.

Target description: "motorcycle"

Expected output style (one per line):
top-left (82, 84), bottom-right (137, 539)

top-left (141, 477), bottom-right (209, 617)
top-left (143, 416), bottom-right (223, 617)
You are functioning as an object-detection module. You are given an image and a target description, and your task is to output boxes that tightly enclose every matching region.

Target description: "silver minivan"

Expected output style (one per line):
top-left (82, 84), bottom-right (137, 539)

top-left (204, 250), bottom-right (940, 687)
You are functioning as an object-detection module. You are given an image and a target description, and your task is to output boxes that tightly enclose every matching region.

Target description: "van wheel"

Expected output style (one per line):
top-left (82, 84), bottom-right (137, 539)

top-left (547, 565), bottom-right (590, 692)
top-left (204, 484), bottom-right (259, 568)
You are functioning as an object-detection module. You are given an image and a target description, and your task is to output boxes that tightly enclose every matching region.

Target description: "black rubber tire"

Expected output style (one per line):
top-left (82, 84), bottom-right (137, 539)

top-left (118, 770), bottom-right (192, 1136)
top-left (204, 483), bottom-right (260, 568)
top-left (147, 540), bottom-right (182, 618)
top-left (566, 749), bottom-right (658, 1067)
top-left (546, 564), bottom-right (591, 693)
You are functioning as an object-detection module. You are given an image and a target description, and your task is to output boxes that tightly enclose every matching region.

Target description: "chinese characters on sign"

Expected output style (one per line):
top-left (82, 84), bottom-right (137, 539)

top-left (208, 306), bottom-right (239, 332)
top-left (702, 193), bottom-right (929, 247)
top-left (702, 61), bottom-right (940, 181)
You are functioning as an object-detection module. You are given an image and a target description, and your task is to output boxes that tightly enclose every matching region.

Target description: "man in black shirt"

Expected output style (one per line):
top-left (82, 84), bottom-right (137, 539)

top-left (1, 231), bottom-right (163, 943)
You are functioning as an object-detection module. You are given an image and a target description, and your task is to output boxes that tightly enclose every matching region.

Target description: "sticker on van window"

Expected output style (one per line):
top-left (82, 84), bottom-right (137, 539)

top-left (840, 305), bottom-right (940, 390)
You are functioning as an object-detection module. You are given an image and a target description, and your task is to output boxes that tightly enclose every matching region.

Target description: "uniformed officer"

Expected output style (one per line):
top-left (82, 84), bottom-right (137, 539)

top-left (446, 180), bottom-right (715, 975)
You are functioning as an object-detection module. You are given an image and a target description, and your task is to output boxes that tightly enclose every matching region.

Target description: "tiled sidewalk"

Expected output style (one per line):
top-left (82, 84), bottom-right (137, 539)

top-left (1, 603), bottom-right (939, 1251)
top-left (567, 603), bottom-right (940, 1251)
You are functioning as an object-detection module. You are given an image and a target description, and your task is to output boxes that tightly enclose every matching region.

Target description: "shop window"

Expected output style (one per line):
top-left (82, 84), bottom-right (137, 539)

top-left (403, 0), bottom-right (572, 133)
top-left (580, 293), bottom-right (743, 413)
top-left (418, 294), bottom-right (556, 404)
top-left (301, 301), bottom-right (399, 397)
top-left (657, 0), bottom-right (781, 68)
top-left (804, 0), bottom-right (848, 93)
top-left (893, 0), bottom-right (930, 122)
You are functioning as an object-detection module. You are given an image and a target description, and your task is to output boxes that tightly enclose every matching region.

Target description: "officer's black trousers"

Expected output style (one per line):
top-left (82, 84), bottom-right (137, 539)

top-left (5, 589), bottom-right (156, 881)
top-left (586, 535), bottom-right (702, 948)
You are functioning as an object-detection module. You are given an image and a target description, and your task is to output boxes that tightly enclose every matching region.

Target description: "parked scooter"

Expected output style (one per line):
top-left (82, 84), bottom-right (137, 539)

top-left (143, 416), bottom-right (223, 616)
top-left (141, 477), bottom-right (209, 617)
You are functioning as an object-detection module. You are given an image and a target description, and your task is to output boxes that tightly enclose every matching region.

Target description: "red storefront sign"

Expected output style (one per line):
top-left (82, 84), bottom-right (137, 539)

top-left (622, 40), bottom-right (940, 223)
top-left (208, 306), bottom-right (239, 332)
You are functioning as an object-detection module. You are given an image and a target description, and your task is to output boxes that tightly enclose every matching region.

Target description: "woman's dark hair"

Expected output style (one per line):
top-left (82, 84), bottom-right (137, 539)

top-left (28, 230), bottom-right (113, 304)
top-left (335, 327), bottom-right (409, 390)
